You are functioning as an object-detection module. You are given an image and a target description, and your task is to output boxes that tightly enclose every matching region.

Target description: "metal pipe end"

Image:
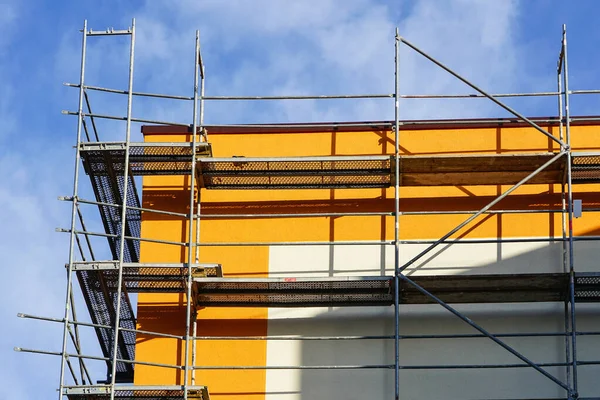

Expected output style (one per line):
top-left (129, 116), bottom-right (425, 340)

top-left (14, 347), bottom-right (22, 352)
top-left (17, 313), bottom-right (24, 318)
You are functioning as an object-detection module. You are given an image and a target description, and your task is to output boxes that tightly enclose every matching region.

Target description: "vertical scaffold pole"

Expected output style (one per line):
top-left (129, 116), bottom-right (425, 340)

top-left (199, 46), bottom-right (206, 136)
top-left (393, 27), bottom-right (401, 400)
top-left (109, 18), bottom-right (136, 400)
top-left (562, 24), bottom-right (578, 400)
top-left (184, 30), bottom-right (201, 398)
top-left (58, 19), bottom-right (87, 400)
top-left (557, 38), bottom-right (571, 392)
top-left (192, 38), bottom-right (205, 386)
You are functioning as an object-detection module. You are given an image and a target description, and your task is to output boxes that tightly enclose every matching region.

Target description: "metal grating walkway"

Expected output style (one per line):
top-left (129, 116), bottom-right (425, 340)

top-left (81, 142), bottom-right (212, 176)
top-left (197, 155), bottom-right (392, 189)
top-left (64, 386), bottom-right (209, 400)
top-left (575, 273), bottom-right (600, 302)
top-left (193, 273), bottom-right (600, 307)
top-left (75, 270), bottom-right (136, 382)
top-left (194, 276), bottom-right (394, 307)
top-left (196, 152), bottom-right (600, 190)
top-left (74, 262), bottom-right (223, 293)
top-left (572, 153), bottom-right (600, 183)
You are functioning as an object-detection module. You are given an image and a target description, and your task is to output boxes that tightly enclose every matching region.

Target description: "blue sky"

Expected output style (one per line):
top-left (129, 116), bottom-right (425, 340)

top-left (2, 0), bottom-right (600, 398)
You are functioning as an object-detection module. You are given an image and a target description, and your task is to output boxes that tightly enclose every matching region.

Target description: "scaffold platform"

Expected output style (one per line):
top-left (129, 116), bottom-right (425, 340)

top-left (192, 272), bottom-right (600, 307)
top-left (196, 152), bottom-right (600, 189)
top-left (80, 142), bottom-right (212, 176)
top-left (64, 385), bottom-right (210, 400)
top-left (197, 155), bottom-right (392, 189)
top-left (72, 262), bottom-right (223, 293)
top-left (79, 143), bottom-right (600, 187)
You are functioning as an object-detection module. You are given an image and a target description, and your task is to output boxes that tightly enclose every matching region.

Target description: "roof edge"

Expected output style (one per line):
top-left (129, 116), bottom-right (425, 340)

top-left (141, 116), bottom-right (600, 135)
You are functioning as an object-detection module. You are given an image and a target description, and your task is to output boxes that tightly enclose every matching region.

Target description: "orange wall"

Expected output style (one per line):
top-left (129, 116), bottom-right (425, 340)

top-left (134, 123), bottom-right (600, 398)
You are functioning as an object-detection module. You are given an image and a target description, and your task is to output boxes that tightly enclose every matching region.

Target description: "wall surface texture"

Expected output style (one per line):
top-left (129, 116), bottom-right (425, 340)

top-left (135, 121), bottom-right (600, 400)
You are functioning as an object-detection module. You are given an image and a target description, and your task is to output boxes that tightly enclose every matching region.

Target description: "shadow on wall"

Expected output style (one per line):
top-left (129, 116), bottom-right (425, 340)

top-left (285, 306), bottom-right (600, 400)
top-left (262, 236), bottom-right (600, 400)
top-left (132, 238), bottom-right (600, 398)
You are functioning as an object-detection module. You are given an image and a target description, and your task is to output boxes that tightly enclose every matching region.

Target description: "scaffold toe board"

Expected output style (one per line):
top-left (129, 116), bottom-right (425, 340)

top-left (193, 273), bottom-right (600, 307)
top-left (81, 142), bottom-right (212, 176)
top-left (64, 385), bottom-right (210, 400)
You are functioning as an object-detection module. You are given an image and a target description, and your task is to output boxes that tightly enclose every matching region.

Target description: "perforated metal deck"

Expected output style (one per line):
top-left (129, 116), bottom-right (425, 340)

top-left (72, 262), bottom-right (223, 293)
top-left (75, 270), bottom-right (136, 382)
top-left (196, 152), bottom-right (600, 190)
top-left (575, 273), bottom-right (600, 302)
top-left (64, 385), bottom-right (209, 400)
top-left (81, 142), bottom-right (212, 176)
top-left (194, 276), bottom-right (393, 307)
top-left (572, 153), bottom-right (600, 183)
top-left (197, 156), bottom-right (392, 189)
top-left (193, 273), bottom-right (600, 307)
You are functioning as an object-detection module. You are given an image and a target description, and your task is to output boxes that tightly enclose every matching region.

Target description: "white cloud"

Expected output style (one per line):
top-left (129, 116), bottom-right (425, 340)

top-left (127, 0), bottom-right (527, 126)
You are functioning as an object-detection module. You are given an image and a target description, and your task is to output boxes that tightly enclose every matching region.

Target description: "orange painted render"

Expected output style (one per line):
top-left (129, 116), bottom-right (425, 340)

top-left (134, 120), bottom-right (600, 399)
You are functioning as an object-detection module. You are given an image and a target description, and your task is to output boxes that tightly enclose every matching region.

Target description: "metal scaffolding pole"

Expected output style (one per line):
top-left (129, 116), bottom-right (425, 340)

top-left (557, 37), bottom-right (572, 393)
top-left (58, 227), bottom-right (600, 248)
top-left (62, 196), bottom-right (193, 219)
top-left (108, 18), bottom-right (135, 400)
top-left (19, 347), bottom-right (184, 370)
top-left (58, 19), bottom-right (87, 400)
top-left (18, 313), bottom-right (600, 341)
top-left (393, 27), bottom-right (401, 400)
top-left (69, 81), bottom-right (600, 100)
top-left (192, 46), bottom-right (205, 386)
top-left (184, 30), bottom-right (201, 399)
top-left (61, 110), bottom-right (190, 127)
top-left (563, 24), bottom-right (579, 399)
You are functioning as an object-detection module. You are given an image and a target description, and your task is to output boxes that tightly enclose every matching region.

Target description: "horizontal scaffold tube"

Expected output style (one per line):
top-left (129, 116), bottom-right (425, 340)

top-left (15, 347), bottom-right (183, 370)
top-left (55, 227), bottom-right (600, 247)
top-left (19, 313), bottom-right (600, 342)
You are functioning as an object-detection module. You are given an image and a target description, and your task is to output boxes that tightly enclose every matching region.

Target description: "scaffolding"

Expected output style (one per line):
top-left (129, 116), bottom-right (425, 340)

top-left (14, 19), bottom-right (600, 400)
